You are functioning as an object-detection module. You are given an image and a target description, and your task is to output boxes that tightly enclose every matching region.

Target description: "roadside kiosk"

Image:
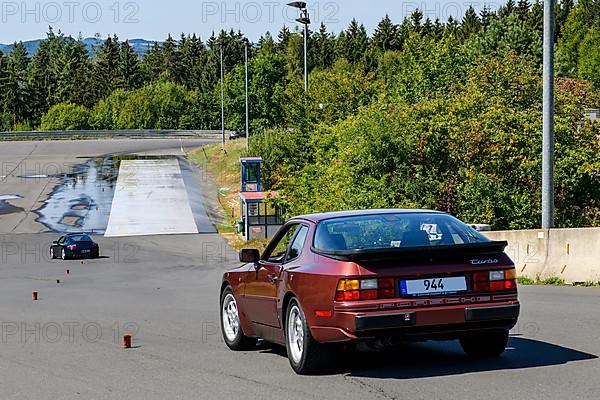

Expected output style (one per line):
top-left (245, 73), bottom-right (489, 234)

top-left (238, 157), bottom-right (285, 240)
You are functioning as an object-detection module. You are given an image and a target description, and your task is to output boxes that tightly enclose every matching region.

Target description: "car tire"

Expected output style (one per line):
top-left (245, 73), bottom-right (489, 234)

top-left (50, 248), bottom-right (56, 260)
top-left (220, 287), bottom-right (256, 351)
top-left (61, 248), bottom-right (69, 260)
top-left (285, 298), bottom-right (332, 375)
top-left (460, 329), bottom-right (509, 358)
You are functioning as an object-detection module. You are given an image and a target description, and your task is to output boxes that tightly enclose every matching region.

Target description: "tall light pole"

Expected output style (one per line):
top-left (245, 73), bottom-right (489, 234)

top-left (220, 41), bottom-right (225, 148)
top-left (244, 39), bottom-right (250, 152)
top-left (287, 2), bottom-right (310, 92)
top-left (542, 0), bottom-right (555, 229)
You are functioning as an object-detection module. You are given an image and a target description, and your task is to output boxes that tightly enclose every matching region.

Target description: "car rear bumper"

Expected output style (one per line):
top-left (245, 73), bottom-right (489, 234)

top-left (67, 249), bottom-right (98, 258)
top-left (465, 304), bottom-right (520, 322)
top-left (310, 301), bottom-right (520, 343)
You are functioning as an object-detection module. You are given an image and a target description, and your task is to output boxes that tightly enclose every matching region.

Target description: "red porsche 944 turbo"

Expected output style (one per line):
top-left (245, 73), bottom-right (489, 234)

top-left (220, 209), bottom-right (520, 374)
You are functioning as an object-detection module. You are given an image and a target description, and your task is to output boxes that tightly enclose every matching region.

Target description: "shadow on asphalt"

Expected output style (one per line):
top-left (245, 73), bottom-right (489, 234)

top-left (257, 337), bottom-right (597, 378)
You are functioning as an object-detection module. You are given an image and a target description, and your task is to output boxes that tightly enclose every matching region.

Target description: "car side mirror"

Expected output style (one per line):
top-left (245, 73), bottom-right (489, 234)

top-left (52, 241), bottom-right (58, 245)
top-left (239, 249), bottom-right (260, 264)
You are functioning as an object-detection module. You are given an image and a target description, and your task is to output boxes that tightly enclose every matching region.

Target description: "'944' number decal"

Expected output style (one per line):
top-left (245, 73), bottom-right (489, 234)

top-left (424, 279), bottom-right (445, 291)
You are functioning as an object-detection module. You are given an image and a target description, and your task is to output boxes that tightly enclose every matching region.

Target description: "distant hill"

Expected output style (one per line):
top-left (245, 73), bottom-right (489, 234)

top-left (0, 38), bottom-right (159, 57)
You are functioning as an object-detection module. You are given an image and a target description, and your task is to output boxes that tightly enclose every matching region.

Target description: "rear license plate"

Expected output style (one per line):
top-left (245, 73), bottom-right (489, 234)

top-left (400, 277), bottom-right (467, 296)
top-left (81, 250), bottom-right (91, 254)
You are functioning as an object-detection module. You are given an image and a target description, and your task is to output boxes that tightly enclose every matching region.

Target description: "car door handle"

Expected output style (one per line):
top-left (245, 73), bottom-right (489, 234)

top-left (267, 274), bottom-right (278, 284)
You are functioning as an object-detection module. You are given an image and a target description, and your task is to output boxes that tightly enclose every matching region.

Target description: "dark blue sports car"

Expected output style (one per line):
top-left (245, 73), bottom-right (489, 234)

top-left (50, 234), bottom-right (100, 260)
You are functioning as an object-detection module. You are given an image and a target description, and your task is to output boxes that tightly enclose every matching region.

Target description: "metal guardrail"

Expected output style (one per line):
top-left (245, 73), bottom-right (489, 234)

top-left (0, 130), bottom-right (227, 139)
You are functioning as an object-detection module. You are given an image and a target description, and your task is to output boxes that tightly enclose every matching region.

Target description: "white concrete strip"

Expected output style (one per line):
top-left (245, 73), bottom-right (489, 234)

top-left (104, 159), bottom-right (199, 237)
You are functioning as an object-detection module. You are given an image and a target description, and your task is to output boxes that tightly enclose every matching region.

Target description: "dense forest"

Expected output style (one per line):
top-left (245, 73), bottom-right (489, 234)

top-left (0, 0), bottom-right (598, 229)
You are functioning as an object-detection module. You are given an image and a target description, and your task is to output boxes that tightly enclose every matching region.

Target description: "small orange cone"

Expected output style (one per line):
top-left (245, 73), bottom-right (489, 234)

top-left (122, 335), bottom-right (132, 349)
top-left (32, 292), bottom-right (38, 301)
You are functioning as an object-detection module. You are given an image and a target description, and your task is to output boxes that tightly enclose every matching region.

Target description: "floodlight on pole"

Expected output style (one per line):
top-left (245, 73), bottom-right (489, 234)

top-left (287, 2), bottom-right (310, 92)
top-left (287, 2), bottom-right (307, 9)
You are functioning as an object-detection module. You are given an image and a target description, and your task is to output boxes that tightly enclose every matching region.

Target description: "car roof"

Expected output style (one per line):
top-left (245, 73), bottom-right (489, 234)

top-left (292, 209), bottom-right (445, 223)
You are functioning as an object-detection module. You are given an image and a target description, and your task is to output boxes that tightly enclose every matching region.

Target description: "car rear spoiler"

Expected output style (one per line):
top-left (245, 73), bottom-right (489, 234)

top-left (311, 241), bottom-right (509, 262)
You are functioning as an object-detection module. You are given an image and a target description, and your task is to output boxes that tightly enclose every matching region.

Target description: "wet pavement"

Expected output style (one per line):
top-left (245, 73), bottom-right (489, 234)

top-left (0, 195), bottom-right (24, 215)
top-left (33, 157), bottom-right (118, 234)
top-left (32, 155), bottom-right (215, 236)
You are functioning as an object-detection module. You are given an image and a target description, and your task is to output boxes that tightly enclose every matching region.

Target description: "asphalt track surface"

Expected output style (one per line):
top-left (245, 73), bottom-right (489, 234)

top-left (0, 140), bottom-right (599, 399)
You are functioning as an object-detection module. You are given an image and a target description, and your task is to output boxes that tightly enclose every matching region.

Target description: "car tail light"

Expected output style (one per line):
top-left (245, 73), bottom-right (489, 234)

top-left (335, 290), bottom-right (360, 301)
top-left (67, 245), bottom-right (77, 250)
top-left (335, 278), bottom-right (397, 301)
top-left (472, 269), bottom-right (517, 292)
top-left (337, 280), bottom-right (360, 291)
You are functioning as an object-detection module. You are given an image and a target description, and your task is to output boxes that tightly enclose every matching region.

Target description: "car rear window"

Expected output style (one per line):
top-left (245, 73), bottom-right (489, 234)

top-left (68, 234), bottom-right (93, 242)
top-left (313, 213), bottom-right (489, 251)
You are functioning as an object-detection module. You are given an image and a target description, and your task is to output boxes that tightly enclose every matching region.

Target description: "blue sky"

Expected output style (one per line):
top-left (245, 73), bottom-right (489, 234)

top-left (0, 1), bottom-right (508, 43)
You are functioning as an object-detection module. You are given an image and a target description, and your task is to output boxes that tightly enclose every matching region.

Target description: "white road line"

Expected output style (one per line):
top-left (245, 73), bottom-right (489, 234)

top-left (104, 159), bottom-right (198, 237)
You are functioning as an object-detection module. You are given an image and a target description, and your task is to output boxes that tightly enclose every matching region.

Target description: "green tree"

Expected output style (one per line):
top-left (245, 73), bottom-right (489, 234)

top-left (277, 26), bottom-right (292, 51)
top-left (258, 32), bottom-right (276, 55)
top-left (468, 13), bottom-right (542, 62)
top-left (312, 23), bottom-right (335, 70)
top-left (557, 0), bottom-right (600, 80)
top-left (371, 15), bottom-right (400, 52)
top-left (179, 34), bottom-right (205, 89)
top-left (141, 42), bottom-right (165, 82)
top-left (557, 0), bottom-right (575, 40)
top-left (119, 40), bottom-right (143, 90)
top-left (410, 9), bottom-right (423, 30)
top-left (499, 0), bottom-right (517, 17)
top-left (516, 0), bottom-right (531, 20)
top-left (92, 35), bottom-right (120, 100)
top-left (5, 42), bottom-right (30, 127)
top-left (577, 29), bottom-right (600, 88)
top-left (161, 34), bottom-right (181, 83)
top-left (526, 1), bottom-right (544, 33)
top-left (340, 19), bottom-right (369, 64)
top-left (0, 50), bottom-right (12, 130)
top-left (56, 37), bottom-right (91, 106)
top-left (460, 6), bottom-right (482, 41)
top-left (480, 5), bottom-right (495, 30)
top-left (26, 39), bottom-right (55, 124)
top-left (284, 33), bottom-right (304, 79)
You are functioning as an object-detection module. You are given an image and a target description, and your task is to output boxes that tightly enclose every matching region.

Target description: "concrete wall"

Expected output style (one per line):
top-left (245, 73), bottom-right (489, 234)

top-left (484, 228), bottom-right (600, 284)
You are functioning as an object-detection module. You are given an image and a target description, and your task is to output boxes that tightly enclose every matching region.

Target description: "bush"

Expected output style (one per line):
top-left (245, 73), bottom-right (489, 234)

top-left (90, 82), bottom-right (194, 130)
top-left (40, 103), bottom-right (91, 131)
